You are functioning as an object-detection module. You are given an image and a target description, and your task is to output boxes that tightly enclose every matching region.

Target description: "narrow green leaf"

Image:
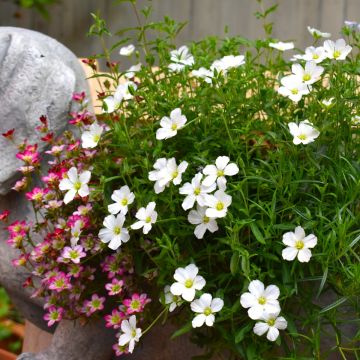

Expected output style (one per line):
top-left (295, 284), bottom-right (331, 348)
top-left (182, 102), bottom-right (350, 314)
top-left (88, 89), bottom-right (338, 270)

top-left (249, 222), bottom-right (266, 244)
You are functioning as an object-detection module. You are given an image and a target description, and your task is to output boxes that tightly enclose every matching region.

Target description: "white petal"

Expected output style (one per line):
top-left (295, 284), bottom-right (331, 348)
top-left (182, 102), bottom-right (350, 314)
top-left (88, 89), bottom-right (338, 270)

top-left (248, 305), bottom-right (264, 320)
top-left (78, 184), bottom-right (89, 197)
top-left (264, 285), bottom-right (280, 300)
top-left (182, 195), bottom-right (196, 210)
top-left (215, 156), bottom-right (230, 170)
top-left (67, 167), bottom-right (78, 183)
top-left (224, 163), bottom-right (239, 176)
top-left (282, 247), bottom-right (298, 261)
top-left (205, 314), bottom-right (215, 326)
top-left (63, 189), bottom-right (76, 204)
top-left (192, 314), bottom-right (206, 328)
top-left (194, 224), bottom-right (207, 239)
top-left (248, 280), bottom-right (265, 297)
top-left (211, 298), bottom-right (224, 312)
top-left (170, 282), bottom-right (185, 296)
top-left (297, 248), bottom-right (312, 262)
top-left (79, 171), bottom-right (91, 184)
top-left (253, 322), bottom-right (269, 336)
top-left (240, 292), bottom-right (257, 308)
top-left (118, 333), bottom-right (131, 346)
top-left (275, 316), bottom-right (288, 330)
top-left (303, 234), bottom-right (317, 248)
top-left (182, 288), bottom-right (196, 302)
top-left (267, 327), bottom-right (280, 341)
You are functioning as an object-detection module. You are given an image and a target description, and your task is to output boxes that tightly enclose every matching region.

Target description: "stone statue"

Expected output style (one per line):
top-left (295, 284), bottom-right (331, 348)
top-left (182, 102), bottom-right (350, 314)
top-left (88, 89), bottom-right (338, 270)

top-left (0, 27), bottom-right (207, 360)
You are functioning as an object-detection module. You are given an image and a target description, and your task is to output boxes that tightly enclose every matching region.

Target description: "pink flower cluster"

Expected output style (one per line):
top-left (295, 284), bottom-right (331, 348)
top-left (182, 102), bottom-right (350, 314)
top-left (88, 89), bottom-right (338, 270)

top-left (4, 104), bottom-right (151, 356)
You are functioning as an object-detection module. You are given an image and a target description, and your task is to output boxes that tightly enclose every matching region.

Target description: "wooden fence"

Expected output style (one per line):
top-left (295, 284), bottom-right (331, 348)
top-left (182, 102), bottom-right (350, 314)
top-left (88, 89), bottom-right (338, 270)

top-left (0, 0), bottom-right (359, 63)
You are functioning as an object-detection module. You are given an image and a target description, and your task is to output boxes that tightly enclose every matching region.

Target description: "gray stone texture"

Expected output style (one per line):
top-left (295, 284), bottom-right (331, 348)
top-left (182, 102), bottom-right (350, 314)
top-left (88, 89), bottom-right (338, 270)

top-left (0, 27), bottom-right (88, 195)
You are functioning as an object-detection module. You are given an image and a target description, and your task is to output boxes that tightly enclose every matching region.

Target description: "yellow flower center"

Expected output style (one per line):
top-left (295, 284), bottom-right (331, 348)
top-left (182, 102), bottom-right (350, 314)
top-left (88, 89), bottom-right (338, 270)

top-left (303, 74), bottom-right (311, 81)
top-left (113, 226), bottom-right (121, 235)
top-left (121, 198), bottom-right (128, 206)
top-left (172, 170), bottom-right (179, 179)
top-left (74, 181), bottom-right (82, 191)
top-left (291, 88), bottom-right (299, 95)
top-left (267, 318), bottom-right (275, 326)
top-left (295, 240), bottom-right (304, 250)
top-left (216, 202), bottom-right (224, 211)
top-left (171, 123), bottom-right (177, 131)
top-left (333, 50), bottom-right (341, 59)
top-left (194, 187), bottom-right (201, 195)
top-left (203, 216), bottom-right (210, 224)
top-left (258, 296), bottom-right (266, 305)
top-left (312, 54), bottom-right (319, 60)
top-left (131, 300), bottom-right (140, 309)
top-left (145, 216), bottom-right (151, 223)
top-left (217, 170), bottom-right (225, 177)
top-left (131, 329), bottom-right (137, 338)
top-left (298, 134), bottom-right (307, 140)
top-left (185, 279), bottom-right (194, 288)
top-left (204, 307), bottom-right (212, 316)
top-left (93, 134), bottom-right (100, 143)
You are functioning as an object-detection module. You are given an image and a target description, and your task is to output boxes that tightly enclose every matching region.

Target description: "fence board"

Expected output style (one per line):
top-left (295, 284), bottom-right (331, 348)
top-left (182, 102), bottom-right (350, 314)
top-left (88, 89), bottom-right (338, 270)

top-left (0, 0), bottom-right (358, 61)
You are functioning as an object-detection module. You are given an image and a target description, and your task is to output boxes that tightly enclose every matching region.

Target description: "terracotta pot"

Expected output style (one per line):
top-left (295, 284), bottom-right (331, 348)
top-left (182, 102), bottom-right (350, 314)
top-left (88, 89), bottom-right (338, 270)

top-left (0, 348), bottom-right (17, 360)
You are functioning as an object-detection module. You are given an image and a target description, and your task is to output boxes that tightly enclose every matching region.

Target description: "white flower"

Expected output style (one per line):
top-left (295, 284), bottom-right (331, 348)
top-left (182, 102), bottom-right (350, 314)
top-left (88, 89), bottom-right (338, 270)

top-left (125, 63), bottom-right (142, 78)
top-left (156, 108), bottom-right (187, 140)
top-left (148, 158), bottom-right (188, 194)
top-left (70, 220), bottom-right (83, 247)
top-left (202, 156), bottom-right (239, 188)
top-left (118, 315), bottom-right (141, 353)
top-left (192, 67), bottom-right (214, 83)
top-left (240, 280), bottom-right (281, 320)
top-left (210, 55), bottom-right (245, 74)
top-left (115, 81), bottom-right (137, 101)
top-left (103, 92), bottom-right (123, 113)
top-left (188, 205), bottom-right (219, 239)
top-left (352, 115), bottom-right (360, 126)
top-left (164, 285), bottom-right (182, 312)
top-left (253, 310), bottom-right (287, 341)
top-left (282, 226), bottom-right (317, 262)
top-left (292, 61), bottom-right (324, 85)
top-left (323, 39), bottom-right (352, 60)
top-left (190, 293), bottom-right (224, 328)
top-left (98, 214), bottom-right (130, 250)
top-left (81, 122), bottom-right (104, 149)
top-left (119, 44), bottom-right (135, 56)
top-left (269, 41), bottom-right (294, 51)
top-left (205, 190), bottom-right (232, 219)
top-left (108, 186), bottom-right (135, 215)
top-left (179, 173), bottom-right (216, 210)
top-left (307, 26), bottom-right (331, 38)
top-left (168, 45), bottom-right (194, 72)
top-left (288, 120), bottom-right (320, 145)
top-left (277, 75), bottom-right (311, 102)
top-left (344, 20), bottom-right (358, 30)
top-left (301, 46), bottom-right (327, 63)
top-left (321, 97), bottom-right (335, 108)
top-left (170, 264), bottom-right (206, 302)
top-left (130, 201), bottom-right (157, 234)
top-left (59, 167), bottom-right (91, 204)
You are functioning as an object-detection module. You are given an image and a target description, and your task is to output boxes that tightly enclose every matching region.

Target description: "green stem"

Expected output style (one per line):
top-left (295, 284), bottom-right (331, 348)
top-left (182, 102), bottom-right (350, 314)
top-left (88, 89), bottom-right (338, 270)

top-left (141, 307), bottom-right (168, 336)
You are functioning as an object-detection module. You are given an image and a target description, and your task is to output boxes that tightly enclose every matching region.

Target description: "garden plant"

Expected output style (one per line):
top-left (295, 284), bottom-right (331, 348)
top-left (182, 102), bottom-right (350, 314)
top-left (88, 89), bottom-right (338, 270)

top-left (2, 1), bottom-right (360, 358)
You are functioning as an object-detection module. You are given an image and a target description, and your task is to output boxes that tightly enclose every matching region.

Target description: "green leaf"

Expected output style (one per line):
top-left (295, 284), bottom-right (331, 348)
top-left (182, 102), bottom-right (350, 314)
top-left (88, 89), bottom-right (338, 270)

top-left (235, 322), bottom-right (253, 343)
top-left (319, 296), bottom-right (348, 314)
top-left (171, 322), bottom-right (192, 339)
top-left (249, 222), bottom-right (266, 244)
top-left (230, 252), bottom-right (240, 275)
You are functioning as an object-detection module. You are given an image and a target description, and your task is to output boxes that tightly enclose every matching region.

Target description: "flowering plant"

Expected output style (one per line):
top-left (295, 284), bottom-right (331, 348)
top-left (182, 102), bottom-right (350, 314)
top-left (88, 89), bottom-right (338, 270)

top-left (3, 1), bottom-right (360, 359)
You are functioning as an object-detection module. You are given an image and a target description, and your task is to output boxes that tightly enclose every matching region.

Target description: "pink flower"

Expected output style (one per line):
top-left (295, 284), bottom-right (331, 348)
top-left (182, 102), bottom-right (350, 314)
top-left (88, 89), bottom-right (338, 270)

top-left (123, 293), bottom-right (151, 314)
top-left (74, 204), bottom-right (92, 216)
top-left (25, 187), bottom-right (49, 202)
top-left (6, 234), bottom-right (25, 248)
top-left (105, 278), bottom-right (124, 296)
top-left (82, 294), bottom-right (105, 316)
top-left (67, 263), bottom-right (84, 278)
top-left (104, 308), bottom-right (125, 329)
top-left (45, 145), bottom-right (65, 156)
top-left (61, 245), bottom-right (86, 264)
top-left (72, 92), bottom-right (86, 103)
top-left (12, 177), bottom-right (29, 191)
top-left (112, 343), bottom-right (129, 357)
top-left (16, 144), bottom-right (40, 165)
top-left (44, 306), bottom-right (64, 326)
top-left (11, 254), bottom-right (29, 267)
top-left (0, 210), bottom-right (10, 222)
top-left (7, 220), bottom-right (28, 236)
top-left (48, 272), bottom-right (72, 292)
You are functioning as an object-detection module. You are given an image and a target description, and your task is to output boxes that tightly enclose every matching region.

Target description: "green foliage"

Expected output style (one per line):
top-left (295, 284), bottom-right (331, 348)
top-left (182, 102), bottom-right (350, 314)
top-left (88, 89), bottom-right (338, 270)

top-left (17, 0), bottom-right (58, 18)
top-left (85, 2), bottom-right (360, 358)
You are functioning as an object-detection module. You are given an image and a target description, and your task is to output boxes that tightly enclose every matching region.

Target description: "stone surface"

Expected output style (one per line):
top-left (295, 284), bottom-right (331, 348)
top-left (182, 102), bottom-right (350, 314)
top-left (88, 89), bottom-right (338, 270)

top-left (0, 27), bottom-right (88, 195)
